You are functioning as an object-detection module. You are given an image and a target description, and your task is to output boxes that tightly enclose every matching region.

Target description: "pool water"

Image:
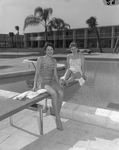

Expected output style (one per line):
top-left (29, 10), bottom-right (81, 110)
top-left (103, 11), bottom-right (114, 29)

top-left (0, 69), bottom-right (65, 93)
top-left (0, 75), bottom-right (34, 93)
top-left (1, 60), bottom-right (119, 111)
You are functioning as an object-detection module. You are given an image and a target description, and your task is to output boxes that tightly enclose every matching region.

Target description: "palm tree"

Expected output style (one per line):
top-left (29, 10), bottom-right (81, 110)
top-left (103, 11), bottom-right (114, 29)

top-left (15, 26), bottom-right (19, 35)
top-left (23, 6), bottom-right (53, 42)
top-left (113, 36), bottom-right (119, 53)
top-left (47, 17), bottom-right (70, 47)
top-left (15, 26), bottom-right (19, 48)
top-left (86, 16), bottom-right (103, 53)
top-left (9, 32), bottom-right (14, 48)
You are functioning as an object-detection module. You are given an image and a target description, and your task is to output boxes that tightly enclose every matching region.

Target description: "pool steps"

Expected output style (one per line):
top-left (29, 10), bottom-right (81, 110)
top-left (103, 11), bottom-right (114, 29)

top-left (0, 89), bottom-right (119, 131)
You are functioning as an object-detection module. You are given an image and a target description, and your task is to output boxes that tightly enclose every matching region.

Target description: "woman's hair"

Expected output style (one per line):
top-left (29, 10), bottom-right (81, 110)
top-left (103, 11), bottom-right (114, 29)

top-left (69, 42), bottom-right (77, 48)
top-left (44, 42), bottom-right (55, 51)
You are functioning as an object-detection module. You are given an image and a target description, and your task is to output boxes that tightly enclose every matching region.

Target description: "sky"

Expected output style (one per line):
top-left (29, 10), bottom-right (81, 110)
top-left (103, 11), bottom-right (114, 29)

top-left (0, 0), bottom-right (119, 34)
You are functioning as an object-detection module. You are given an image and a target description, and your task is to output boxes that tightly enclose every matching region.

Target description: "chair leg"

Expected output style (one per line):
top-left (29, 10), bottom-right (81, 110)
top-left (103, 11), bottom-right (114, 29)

top-left (45, 98), bottom-right (48, 109)
top-left (38, 104), bottom-right (43, 135)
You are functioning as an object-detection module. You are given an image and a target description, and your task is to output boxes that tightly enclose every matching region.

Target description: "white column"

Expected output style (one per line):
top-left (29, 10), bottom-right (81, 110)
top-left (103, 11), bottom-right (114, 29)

top-left (84, 28), bottom-right (88, 48)
top-left (97, 28), bottom-right (100, 48)
top-left (30, 33), bottom-right (33, 48)
top-left (23, 34), bottom-right (27, 48)
top-left (73, 29), bottom-right (76, 43)
top-left (37, 33), bottom-right (40, 48)
top-left (63, 30), bottom-right (66, 48)
top-left (54, 31), bottom-right (56, 48)
top-left (111, 26), bottom-right (115, 48)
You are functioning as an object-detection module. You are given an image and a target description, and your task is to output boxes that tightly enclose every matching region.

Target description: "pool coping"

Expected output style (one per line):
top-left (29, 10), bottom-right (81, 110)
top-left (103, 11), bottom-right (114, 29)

top-left (53, 53), bottom-right (119, 61)
top-left (1, 88), bottom-right (119, 132)
top-left (61, 101), bottom-right (119, 131)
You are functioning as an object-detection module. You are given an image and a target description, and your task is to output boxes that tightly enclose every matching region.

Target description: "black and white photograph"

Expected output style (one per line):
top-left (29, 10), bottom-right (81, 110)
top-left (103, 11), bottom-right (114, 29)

top-left (0, 0), bottom-right (119, 149)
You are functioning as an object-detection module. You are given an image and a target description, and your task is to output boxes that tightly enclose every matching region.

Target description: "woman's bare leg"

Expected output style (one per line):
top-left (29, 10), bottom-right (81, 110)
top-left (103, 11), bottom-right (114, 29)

top-left (66, 72), bottom-right (82, 85)
top-left (51, 81), bottom-right (64, 113)
top-left (60, 69), bottom-right (72, 85)
top-left (45, 85), bottom-right (63, 131)
top-left (66, 76), bottom-right (75, 85)
top-left (63, 69), bottom-right (72, 80)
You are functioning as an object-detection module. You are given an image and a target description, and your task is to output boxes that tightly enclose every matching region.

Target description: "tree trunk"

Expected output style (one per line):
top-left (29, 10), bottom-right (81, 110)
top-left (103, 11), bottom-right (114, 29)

top-left (11, 36), bottom-right (14, 48)
top-left (45, 27), bottom-right (48, 42)
top-left (113, 36), bottom-right (119, 53)
top-left (57, 29), bottom-right (59, 48)
top-left (95, 27), bottom-right (103, 53)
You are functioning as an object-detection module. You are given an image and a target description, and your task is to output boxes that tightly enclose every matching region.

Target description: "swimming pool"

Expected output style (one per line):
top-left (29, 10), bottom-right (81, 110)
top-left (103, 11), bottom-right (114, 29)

top-left (0, 69), bottom-right (65, 93)
top-left (0, 59), bottom-right (119, 111)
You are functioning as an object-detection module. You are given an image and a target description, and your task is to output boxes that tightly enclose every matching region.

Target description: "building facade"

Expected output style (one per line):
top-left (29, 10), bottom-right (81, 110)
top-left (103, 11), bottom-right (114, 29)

top-left (24, 25), bottom-right (119, 51)
top-left (0, 34), bottom-right (24, 48)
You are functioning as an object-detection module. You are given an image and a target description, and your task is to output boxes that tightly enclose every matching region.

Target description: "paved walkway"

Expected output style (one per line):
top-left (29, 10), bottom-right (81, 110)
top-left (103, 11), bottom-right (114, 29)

top-left (0, 108), bottom-right (119, 150)
top-left (0, 52), bottom-right (119, 150)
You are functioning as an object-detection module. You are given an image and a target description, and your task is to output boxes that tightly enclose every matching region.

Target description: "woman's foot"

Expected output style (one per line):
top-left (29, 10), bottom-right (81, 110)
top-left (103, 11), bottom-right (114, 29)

top-left (64, 80), bottom-right (69, 86)
top-left (59, 78), bottom-right (65, 86)
top-left (48, 107), bottom-right (63, 131)
top-left (56, 118), bottom-right (63, 131)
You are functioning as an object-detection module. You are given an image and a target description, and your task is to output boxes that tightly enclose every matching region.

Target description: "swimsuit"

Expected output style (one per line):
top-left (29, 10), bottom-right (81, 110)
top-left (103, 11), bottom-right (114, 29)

top-left (37, 60), bottom-right (55, 88)
top-left (69, 56), bottom-right (85, 86)
top-left (69, 57), bottom-right (82, 75)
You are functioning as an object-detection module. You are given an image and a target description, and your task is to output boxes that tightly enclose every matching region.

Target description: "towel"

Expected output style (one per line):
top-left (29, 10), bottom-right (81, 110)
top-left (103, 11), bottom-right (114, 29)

top-left (75, 77), bottom-right (85, 86)
top-left (13, 89), bottom-right (47, 100)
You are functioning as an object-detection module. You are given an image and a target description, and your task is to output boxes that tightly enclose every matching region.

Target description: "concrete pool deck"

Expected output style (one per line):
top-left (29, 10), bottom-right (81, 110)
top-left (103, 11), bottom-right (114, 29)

top-left (0, 52), bottom-right (119, 149)
top-left (0, 108), bottom-right (119, 150)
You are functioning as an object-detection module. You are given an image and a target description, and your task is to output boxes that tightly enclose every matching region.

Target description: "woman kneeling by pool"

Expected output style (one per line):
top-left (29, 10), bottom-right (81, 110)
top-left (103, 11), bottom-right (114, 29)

top-left (32, 42), bottom-right (64, 131)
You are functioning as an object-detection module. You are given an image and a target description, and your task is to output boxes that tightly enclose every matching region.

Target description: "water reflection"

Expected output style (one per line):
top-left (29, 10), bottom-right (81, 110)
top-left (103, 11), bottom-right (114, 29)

top-left (26, 79), bottom-right (34, 88)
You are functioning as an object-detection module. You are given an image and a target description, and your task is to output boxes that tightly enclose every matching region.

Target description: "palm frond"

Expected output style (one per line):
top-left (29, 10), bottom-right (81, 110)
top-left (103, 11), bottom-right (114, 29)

top-left (43, 8), bottom-right (53, 23)
top-left (34, 6), bottom-right (43, 18)
top-left (23, 15), bottom-right (41, 30)
top-left (62, 23), bottom-right (70, 29)
top-left (47, 17), bottom-right (70, 31)
top-left (47, 20), bottom-right (56, 31)
top-left (86, 16), bottom-right (98, 28)
top-left (15, 26), bottom-right (19, 31)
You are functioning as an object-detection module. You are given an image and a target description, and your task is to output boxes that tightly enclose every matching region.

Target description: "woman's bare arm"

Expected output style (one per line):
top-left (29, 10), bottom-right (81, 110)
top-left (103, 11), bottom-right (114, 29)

top-left (81, 54), bottom-right (86, 78)
top-left (53, 58), bottom-right (59, 84)
top-left (66, 54), bottom-right (70, 69)
top-left (33, 57), bottom-right (42, 90)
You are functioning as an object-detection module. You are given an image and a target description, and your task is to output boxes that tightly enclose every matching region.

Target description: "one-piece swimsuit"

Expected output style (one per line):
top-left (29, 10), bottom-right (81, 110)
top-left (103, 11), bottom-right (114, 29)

top-left (69, 57), bottom-right (82, 75)
top-left (37, 58), bottom-right (55, 88)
